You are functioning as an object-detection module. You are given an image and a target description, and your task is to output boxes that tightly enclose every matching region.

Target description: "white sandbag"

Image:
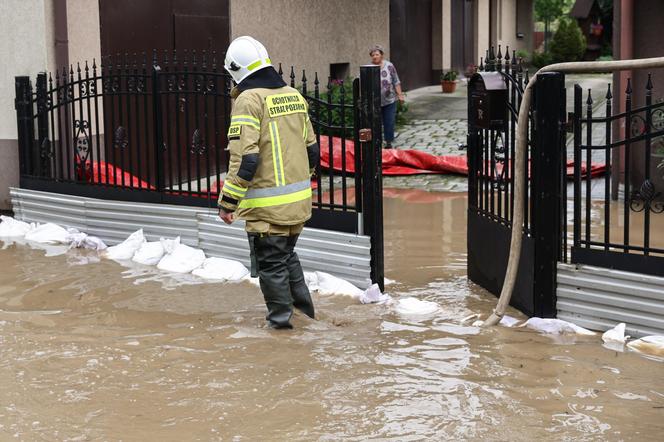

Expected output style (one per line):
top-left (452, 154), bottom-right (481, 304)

top-left (359, 283), bottom-right (391, 304)
top-left (394, 297), bottom-right (439, 316)
top-left (0, 216), bottom-right (32, 237)
top-left (602, 323), bottom-right (630, 344)
top-left (499, 315), bottom-right (522, 328)
top-left (192, 257), bottom-right (250, 281)
top-left (24, 222), bottom-right (70, 244)
top-left (65, 228), bottom-right (107, 250)
top-left (160, 236), bottom-right (180, 254)
top-left (157, 242), bottom-right (206, 273)
top-left (304, 271), bottom-right (319, 291)
top-left (132, 241), bottom-right (166, 266)
top-left (521, 317), bottom-right (595, 336)
top-left (104, 229), bottom-right (146, 260)
top-left (314, 271), bottom-right (363, 297)
top-left (627, 335), bottom-right (664, 357)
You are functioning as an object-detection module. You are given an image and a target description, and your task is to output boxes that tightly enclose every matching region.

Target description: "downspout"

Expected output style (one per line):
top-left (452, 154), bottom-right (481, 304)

top-left (54, 0), bottom-right (69, 71)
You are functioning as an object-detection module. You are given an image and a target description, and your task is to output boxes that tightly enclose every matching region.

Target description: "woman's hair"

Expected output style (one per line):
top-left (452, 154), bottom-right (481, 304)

top-left (369, 45), bottom-right (384, 56)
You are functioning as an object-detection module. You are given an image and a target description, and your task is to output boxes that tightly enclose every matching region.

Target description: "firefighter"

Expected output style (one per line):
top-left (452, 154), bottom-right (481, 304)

top-left (218, 36), bottom-right (319, 329)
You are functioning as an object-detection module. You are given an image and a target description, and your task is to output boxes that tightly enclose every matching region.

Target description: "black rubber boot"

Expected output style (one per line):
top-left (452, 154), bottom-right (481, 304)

top-left (251, 234), bottom-right (294, 329)
top-left (286, 235), bottom-right (315, 319)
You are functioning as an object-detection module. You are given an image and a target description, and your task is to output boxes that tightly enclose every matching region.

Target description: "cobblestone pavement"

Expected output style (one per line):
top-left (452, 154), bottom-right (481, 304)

top-left (382, 73), bottom-right (613, 193)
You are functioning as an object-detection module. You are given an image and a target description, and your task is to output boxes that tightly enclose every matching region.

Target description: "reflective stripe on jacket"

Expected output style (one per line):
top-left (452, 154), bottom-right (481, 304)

top-left (218, 85), bottom-right (318, 226)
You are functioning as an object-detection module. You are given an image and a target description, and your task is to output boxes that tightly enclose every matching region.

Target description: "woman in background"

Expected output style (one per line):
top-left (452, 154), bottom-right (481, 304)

top-left (369, 45), bottom-right (405, 149)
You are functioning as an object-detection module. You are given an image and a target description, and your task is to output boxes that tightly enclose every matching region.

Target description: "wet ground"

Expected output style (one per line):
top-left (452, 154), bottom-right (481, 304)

top-left (1, 190), bottom-right (663, 441)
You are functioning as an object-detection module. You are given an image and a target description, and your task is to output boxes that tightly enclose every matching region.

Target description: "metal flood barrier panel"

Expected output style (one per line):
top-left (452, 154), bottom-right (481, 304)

top-left (557, 263), bottom-right (664, 338)
top-left (10, 188), bottom-right (372, 288)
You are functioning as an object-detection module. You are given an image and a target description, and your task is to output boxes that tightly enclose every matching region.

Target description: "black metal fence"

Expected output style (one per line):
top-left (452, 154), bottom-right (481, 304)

top-left (467, 47), bottom-right (565, 317)
top-left (468, 46), bottom-right (664, 318)
top-left (15, 51), bottom-right (384, 288)
top-left (570, 75), bottom-right (664, 276)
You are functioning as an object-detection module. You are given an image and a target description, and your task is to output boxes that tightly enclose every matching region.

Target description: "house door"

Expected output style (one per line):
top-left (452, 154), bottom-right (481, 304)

top-left (99, 0), bottom-right (230, 56)
top-left (452, 0), bottom-right (475, 73)
top-left (389, 0), bottom-right (433, 90)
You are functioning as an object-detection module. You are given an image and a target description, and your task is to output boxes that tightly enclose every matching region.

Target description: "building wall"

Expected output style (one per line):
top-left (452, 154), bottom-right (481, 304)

top-left (230, 0), bottom-right (389, 80)
top-left (496, 0), bottom-right (533, 54)
top-left (67, 0), bottom-right (101, 70)
top-left (0, 0), bottom-right (54, 210)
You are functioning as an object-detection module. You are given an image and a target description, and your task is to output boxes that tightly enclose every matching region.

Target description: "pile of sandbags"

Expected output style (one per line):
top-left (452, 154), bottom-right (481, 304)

top-left (0, 216), bottom-right (389, 303)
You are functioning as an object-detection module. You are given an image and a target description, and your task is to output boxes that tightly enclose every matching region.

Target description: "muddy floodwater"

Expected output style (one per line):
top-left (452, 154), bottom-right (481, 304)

top-left (1, 190), bottom-right (663, 441)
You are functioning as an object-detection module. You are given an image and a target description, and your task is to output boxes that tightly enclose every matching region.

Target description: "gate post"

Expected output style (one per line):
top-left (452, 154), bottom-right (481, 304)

top-left (35, 72), bottom-right (50, 178)
top-left (15, 76), bottom-right (35, 178)
top-left (532, 72), bottom-right (565, 317)
top-left (152, 64), bottom-right (165, 192)
top-left (359, 65), bottom-right (384, 291)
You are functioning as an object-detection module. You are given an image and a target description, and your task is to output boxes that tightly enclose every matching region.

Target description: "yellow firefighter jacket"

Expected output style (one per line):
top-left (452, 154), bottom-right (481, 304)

top-left (218, 84), bottom-right (318, 227)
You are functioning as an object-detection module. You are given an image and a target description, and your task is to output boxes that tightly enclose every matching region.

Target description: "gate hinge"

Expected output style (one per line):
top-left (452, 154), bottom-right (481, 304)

top-left (359, 128), bottom-right (372, 142)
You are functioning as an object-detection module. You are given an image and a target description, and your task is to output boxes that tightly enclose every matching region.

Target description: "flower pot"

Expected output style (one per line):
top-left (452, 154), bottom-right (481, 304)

top-left (441, 80), bottom-right (457, 93)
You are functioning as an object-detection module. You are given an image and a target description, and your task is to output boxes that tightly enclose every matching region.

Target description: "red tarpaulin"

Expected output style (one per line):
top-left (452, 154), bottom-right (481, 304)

top-left (318, 137), bottom-right (606, 178)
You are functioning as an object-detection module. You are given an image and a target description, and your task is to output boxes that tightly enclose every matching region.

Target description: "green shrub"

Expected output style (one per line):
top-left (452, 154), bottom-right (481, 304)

top-left (441, 70), bottom-right (458, 81)
top-left (304, 77), bottom-right (409, 136)
top-left (532, 51), bottom-right (554, 68)
top-left (549, 18), bottom-right (586, 63)
top-left (515, 49), bottom-right (530, 63)
top-left (597, 55), bottom-right (613, 62)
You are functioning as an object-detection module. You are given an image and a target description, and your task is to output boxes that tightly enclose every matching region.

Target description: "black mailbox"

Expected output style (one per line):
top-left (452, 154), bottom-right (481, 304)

top-left (469, 72), bottom-right (507, 130)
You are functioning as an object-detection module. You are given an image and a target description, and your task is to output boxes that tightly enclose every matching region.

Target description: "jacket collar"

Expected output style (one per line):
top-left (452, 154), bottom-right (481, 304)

top-left (231, 67), bottom-right (287, 98)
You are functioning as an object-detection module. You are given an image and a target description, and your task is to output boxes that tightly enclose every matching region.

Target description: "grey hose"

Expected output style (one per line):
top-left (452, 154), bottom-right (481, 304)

top-left (481, 56), bottom-right (664, 327)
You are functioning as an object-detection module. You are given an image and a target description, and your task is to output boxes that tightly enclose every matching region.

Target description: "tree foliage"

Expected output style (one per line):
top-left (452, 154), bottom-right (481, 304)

top-left (549, 18), bottom-right (587, 63)
top-left (534, 0), bottom-right (565, 23)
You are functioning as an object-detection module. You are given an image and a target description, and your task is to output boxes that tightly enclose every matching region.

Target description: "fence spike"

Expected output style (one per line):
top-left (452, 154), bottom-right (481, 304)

top-left (211, 50), bottom-right (217, 70)
top-left (497, 44), bottom-right (502, 60)
top-left (504, 47), bottom-right (510, 62)
top-left (278, 62), bottom-right (283, 77)
top-left (301, 69), bottom-right (307, 83)
top-left (202, 50), bottom-right (208, 68)
top-left (524, 69), bottom-right (529, 84)
top-left (646, 73), bottom-right (653, 91)
top-left (512, 50), bottom-right (517, 66)
top-left (314, 72), bottom-right (319, 86)
top-left (92, 58), bottom-right (97, 70)
top-left (84, 60), bottom-right (89, 73)
top-left (586, 88), bottom-right (593, 105)
top-left (479, 57), bottom-right (484, 71)
top-left (173, 49), bottom-right (178, 65)
top-left (605, 83), bottom-right (612, 100)
top-left (625, 77), bottom-right (632, 95)
top-left (290, 66), bottom-right (295, 87)
top-left (183, 49), bottom-right (189, 65)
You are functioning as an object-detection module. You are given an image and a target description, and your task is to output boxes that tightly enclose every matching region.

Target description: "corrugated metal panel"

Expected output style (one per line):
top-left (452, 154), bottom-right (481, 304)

top-left (197, 214), bottom-right (372, 288)
top-left (10, 187), bottom-right (372, 288)
top-left (557, 263), bottom-right (664, 338)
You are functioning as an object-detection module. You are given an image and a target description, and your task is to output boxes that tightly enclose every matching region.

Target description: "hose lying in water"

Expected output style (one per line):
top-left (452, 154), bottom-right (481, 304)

top-left (481, 56), bottom-right (664, 327)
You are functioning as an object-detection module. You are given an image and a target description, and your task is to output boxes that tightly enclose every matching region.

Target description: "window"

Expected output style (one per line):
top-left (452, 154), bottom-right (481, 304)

top-left (330, 63), bottom-right (350, 81)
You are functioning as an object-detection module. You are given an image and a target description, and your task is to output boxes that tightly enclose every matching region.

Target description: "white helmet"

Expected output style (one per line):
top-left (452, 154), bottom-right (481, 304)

top-left (224, 36), bottom-right (272, 84)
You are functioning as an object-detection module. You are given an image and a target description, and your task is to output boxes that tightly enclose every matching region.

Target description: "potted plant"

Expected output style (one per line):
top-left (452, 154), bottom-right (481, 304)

top-left (441, 70), bottom-right (458, 93)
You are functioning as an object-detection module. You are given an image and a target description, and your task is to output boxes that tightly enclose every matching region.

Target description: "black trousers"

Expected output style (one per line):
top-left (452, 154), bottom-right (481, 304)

top-left (248, 233), bottom-right (315, 328)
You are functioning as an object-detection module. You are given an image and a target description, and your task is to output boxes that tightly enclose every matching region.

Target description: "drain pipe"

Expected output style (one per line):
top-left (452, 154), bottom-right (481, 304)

top-left (480, 56), bottom-right (664, 327)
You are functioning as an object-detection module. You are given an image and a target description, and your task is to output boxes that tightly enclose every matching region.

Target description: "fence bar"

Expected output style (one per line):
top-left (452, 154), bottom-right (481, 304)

top-left (532, 71), bottom-right (565, 317)
top-left (585, 89), bottom-right (593, 247)
top-left (359, 65), bottom-right (384, 291)
top-left (604, 84), bottom-right (612, 250)
top-left (152, 65), bottom-right (165, 191)
top-left (644, 74), bottom-right (653, 255)
top-left (623, 79), bottom-right (632, 252)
